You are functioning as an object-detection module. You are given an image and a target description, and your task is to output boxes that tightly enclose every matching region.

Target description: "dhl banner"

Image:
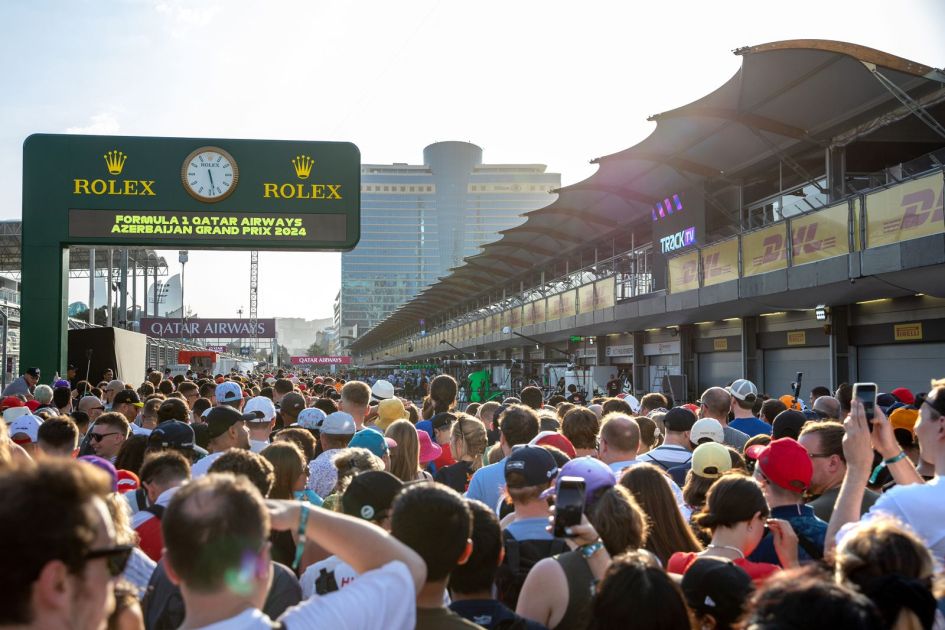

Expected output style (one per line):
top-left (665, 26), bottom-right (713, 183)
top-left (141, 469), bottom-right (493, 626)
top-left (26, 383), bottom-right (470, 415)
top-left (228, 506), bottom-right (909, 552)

top-left (701, 238), bottom-right (739, 287)
top-left (668, 250), bottom-right (699, 293)
top-left (742, 223), bottom-right (788, 276)
top-left (560, 290), bottom-right (577, 317)
top-left (528, 299), bottom-right (546, 324)
top-left (523, 302), bottom-right (534, 326)
top-left (473, 319), bottom-right (482, 337)
top-left (594, 276), bottom-right (615, 310)
top-left (791, 202), bottom-right (849, 265)
top-left (866, 172), bottom-right (944, 248)
top-left (509, 305), bottom-right (522, 327)
top-left (499, 309), bottom-right (510, 330)
top-left (578, 284), bottom-right (595, 313)
top-left (546, 294), bottom-right (561, 321)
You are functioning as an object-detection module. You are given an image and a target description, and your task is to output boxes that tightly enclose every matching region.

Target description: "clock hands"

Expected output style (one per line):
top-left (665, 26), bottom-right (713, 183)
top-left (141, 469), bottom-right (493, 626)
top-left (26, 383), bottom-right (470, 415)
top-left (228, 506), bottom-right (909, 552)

top-left (208, 168), bottom-right (215, 194)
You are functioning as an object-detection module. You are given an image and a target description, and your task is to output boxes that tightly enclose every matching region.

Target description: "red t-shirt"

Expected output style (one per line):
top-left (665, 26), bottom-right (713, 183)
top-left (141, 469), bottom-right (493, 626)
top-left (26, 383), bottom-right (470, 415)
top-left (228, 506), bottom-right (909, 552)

top-left (434, 442), bottom-right (456, 470)
top-left (667, 551), bottom-right (779, 583)
top-left (135, 514), bottom-right (164, 562)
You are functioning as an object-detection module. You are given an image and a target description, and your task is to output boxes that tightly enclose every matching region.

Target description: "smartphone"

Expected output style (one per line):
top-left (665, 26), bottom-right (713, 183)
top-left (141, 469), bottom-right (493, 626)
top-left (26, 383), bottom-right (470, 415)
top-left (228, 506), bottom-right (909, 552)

top-left (553, 476), bottom-right (586, 538)
top-left (853, 382), bottom-right (878, 425)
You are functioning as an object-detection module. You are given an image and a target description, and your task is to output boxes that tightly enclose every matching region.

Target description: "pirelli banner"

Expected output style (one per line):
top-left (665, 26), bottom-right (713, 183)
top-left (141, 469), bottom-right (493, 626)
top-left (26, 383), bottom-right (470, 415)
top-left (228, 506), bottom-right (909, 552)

top-left (668, 250), bottom-right (699, 293)
top-left (866, 172), bottom-right (944, 248)
top-left (790, 202), bottom-right (850, 265)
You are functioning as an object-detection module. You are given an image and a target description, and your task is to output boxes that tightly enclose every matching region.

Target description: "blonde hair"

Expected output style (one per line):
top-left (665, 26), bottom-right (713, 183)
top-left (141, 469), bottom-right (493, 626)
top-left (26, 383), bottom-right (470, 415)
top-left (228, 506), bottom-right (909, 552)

top-left (450, 414), bottom-right (487, 472)
top-left (332, 447), bottom-right (384, 495)
top-left (104, 492), bottom-right (138, 546)
top-left (386, 420), bottom-right (421, 482)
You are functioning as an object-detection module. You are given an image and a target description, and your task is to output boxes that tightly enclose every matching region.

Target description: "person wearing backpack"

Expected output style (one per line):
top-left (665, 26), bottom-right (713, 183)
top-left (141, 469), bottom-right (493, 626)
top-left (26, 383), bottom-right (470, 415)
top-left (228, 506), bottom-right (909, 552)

top-left (451, 500), bottom-right (549, 630)
top-left (132, 450), bottom-right (191, 561)
top-left (495, 445), bottom-right (567, 609)
top-left (637, 407), bottom-right (696, 472)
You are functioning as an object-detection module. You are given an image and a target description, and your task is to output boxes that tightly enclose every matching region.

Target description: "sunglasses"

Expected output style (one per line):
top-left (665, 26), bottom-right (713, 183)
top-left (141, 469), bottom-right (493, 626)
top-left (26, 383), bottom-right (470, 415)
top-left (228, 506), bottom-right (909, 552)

top-left (90, 432), bottom-right (121, 442)
top-left (85, 544), bottom-right (133, 577)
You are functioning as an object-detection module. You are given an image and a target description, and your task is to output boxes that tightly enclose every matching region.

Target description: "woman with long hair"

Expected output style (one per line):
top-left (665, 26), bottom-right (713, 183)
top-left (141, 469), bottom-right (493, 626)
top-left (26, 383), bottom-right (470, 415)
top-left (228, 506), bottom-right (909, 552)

top-left (434, 414), bottom-right (487, 492)
top-left (590, 552), bottom-right (691, 630)
top-left (385, 420), bottom-right (431, 482)
top-left (421, 374), bottom-right (457, 420)
top-left (668, 473), bottom-right (798, 583)
top-left (619, 463), bottom-right (702, 565)
top-left (261, 442), bottom-right (309, 500)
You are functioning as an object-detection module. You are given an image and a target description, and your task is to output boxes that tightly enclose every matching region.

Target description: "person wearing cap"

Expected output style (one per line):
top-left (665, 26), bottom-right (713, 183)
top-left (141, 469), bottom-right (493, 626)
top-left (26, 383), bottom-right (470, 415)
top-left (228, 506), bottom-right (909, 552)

top-left (376, 397), bottom-right (408, 432)
top-left (244, 396), bottom-right (277, 453)
top-left (681, 557), bottom-right (754, 630)
top-left (340, 381), bottom-right (372, 430)
top-left (746, 437), bottom-right (827, 565)
top-left (371, 378), bottom-right (396, 404)
top-left (503, 445), bottom-right (559, 542)
top-left (771, 409), bottom-right (808, 440)
top-left (349, 427), bottom-right (396, 470)
top-left (277, 391), bottom-right (306, 428)
top-left (428, 411), bottom-right (458, 471)
top-left (2, 367), bottom-right (40, 398)
top-left (826, 377), bottom-right (945, 560)
top-left (728, 379), bottom-right (772, 438)
top-left (598, 413), bottom-right (642, 475)
top-left (133, 450), bottom-right (192, 561)
top-left (298, 470), bottom-right (404, 598)
top-left (700, 387), bottom-right (750, 450)
top-left (37, 416), bottom-right (79, 458)
top-left (812, 395), bottom-right (841, 421)
top-left (214, 380), bottom-right (245, 410)
top-left (306, 411), bottom-right (356, 497)
top-left (112, 389), bottom-right (144, 426)
top-left (190, 406), bottom-right (252, 477)
top-left (9, 414), bottom-right (43, 457)
top-left (638, 406), bottom-right (697, 470)
top-left (663, 418), bottom-right (726, 487)
top-left (148, 418), bottom-right (207, 463)
top-left (798, 422), bottom-right (878, 521)
top-left (466, 405), bottom-right (541, 513)
top-left (103, 379), bottom-right (125, 410)
top-left (888, 407), bottom-right (923, 467)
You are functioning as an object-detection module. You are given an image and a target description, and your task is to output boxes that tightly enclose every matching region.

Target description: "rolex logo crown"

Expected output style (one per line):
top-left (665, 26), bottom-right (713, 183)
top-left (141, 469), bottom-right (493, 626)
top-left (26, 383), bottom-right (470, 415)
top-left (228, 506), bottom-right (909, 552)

top-left (104, 150), bottom-right (127, 176)
top-left (292, 155), bottom-right (314, 180)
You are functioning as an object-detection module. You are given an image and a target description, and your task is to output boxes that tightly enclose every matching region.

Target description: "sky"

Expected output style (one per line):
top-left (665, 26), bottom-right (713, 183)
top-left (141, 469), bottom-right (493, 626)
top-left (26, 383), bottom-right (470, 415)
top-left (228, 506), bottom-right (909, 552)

top-left (2, 0), bottom-right (944, 319)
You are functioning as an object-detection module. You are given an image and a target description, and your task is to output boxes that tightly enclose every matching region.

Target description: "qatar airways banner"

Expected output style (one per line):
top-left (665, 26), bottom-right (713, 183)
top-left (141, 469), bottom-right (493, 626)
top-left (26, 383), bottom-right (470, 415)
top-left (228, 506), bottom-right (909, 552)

top-left (140, 318), bottom-right (276, 338)
top-left (291, 356), bottom-right (352, 365)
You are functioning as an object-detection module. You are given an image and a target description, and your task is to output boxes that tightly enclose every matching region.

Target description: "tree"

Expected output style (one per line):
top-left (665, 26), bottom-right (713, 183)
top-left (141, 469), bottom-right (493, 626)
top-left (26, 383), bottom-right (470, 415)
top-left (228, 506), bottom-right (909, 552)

top-left (306, 341), bottom-right (327, 357)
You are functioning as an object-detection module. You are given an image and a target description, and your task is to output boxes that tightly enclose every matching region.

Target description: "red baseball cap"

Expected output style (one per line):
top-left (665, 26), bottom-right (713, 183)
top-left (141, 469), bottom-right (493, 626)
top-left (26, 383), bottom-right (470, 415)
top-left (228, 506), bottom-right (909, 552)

top-left (746, 437), bottom-right (812, 493)
top-left (0, 396), bottom-right (24, 409)
top-left (891, 387), bottom-right (915, 406)
top-left (530, 431), bottom-right (577, 459)
top-left (116, 470), bottom-right (140, 493)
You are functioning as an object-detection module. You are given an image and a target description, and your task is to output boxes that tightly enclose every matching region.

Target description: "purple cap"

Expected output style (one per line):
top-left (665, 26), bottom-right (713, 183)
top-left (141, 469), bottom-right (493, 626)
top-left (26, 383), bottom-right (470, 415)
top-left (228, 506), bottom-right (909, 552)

top-left (79, 455), bottom-right (118, 491)
top-left (54, 379), bottom-right (71, 389)
top-left (545, 456), bottom-right (616, 506)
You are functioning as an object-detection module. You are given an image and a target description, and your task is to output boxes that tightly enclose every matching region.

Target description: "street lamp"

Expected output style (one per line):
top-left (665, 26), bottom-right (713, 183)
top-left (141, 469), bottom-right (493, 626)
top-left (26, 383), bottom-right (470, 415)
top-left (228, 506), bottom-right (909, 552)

top-left (178, 250), bottom-right (188, 342)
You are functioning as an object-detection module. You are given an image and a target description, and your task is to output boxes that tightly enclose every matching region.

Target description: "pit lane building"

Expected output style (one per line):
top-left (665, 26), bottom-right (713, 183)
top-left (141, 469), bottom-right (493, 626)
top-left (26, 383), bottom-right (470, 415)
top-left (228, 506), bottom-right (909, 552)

top-left (350, 40), bottom-right (945, 400)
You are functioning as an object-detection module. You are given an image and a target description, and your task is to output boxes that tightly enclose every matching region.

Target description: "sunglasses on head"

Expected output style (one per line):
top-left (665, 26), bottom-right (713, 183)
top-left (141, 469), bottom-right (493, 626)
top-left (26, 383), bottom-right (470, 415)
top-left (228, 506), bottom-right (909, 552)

top-left (84, 544), bottom-right (133, 577)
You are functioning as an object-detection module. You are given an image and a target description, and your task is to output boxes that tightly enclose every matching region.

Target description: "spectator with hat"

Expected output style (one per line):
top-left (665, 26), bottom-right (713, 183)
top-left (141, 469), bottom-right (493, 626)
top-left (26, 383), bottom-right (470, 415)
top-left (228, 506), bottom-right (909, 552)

top-left (1, 366), bottom-right (40, 397)
top-left (700, 387), bottom-right (749, 450)
top-left (9, 414), bottom-right (43, 457)
top-left (371, 378), bottom-right (396, 403)
top-left (502, 445), bottom-right (559, 541)
top-left (103, 379), bottom-right (125, 410)
top-left (277, 391), bottom-right (306, 428)
top-left (728, 379), bottom-right (771, 437)
top-left (746, 437), bottom-right (827, 564)
top-left (214, 380), bottom-right (245, 409)
top-left (1, 394), bottom-right (29, 423)
top-left (189, 405), bottom-right (252, 477)
top-left (771, 409), bottom-right (808, 440)
top-left (376, 397), bottom-right (407, 432)
top-left (638, 406), bottom-right (697, 471)
top-left (244, 395), bottom-right (277, 453)
top-left (798, 422), bottom-right (878, 521)
top-left (111, 389), bottom-right (143, 426)
top-left (306, 411), bottom-right (356, 497)
top-left (416, 428), bottom-right (443, 471)
top-left (349, 427), bottom-right (396, 470)
top-left (681, 558), bottom-right (754, 630)
top-left (529, 430), bottom-right (577, 460)
top-left (299, 470), bottom-right (405, 598)
top-left (466, 405), bottom-right (540, 513)
top-left (147, 419), bottom-right (207, 463)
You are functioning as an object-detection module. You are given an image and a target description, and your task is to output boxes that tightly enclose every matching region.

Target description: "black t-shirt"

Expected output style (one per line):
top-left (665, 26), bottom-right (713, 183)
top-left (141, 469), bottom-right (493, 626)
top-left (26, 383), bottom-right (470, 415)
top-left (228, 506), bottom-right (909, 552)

top-left (567, 393), bottom-right (585, 405)
top-left (606, 380), bottom-right (621, 397)
top-left (450, 599), bottom-right (548, 630)
top-left (435, 460), bottom-right (474, 493)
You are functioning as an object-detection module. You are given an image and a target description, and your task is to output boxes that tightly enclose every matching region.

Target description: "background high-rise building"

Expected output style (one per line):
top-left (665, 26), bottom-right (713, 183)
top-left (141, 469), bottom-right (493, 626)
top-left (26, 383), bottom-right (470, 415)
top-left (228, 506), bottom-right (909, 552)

top-left (336, 141), bottom-right (559, 349)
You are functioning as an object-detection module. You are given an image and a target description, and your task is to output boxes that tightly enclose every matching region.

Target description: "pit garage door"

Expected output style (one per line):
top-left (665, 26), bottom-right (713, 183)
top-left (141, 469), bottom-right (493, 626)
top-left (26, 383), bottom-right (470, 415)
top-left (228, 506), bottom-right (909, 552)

top-left (698, 352), bottom-right (742, 393)
top-left (763, 347), bottom-right (830, 397)
top-left (857, 343), bottom-right (945, 394)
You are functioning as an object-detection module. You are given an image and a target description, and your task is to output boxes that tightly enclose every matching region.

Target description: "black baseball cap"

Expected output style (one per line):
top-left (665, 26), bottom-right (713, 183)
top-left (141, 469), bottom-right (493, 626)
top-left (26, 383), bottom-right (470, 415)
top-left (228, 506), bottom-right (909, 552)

top-left (664, 407), bottom-right (698, 432)
top-left (280, 392), bottom-right (306, 417)
top-left (341, 471), bottom-right (404, 522)
top-left (431, 412), bottom-right (457, 432)
top-left (148, 420), bottom-right (207, 455)
top-left (25, 367), bottom-right (40, 378)
top-left (504, 444), bottom-right (558, 488)
top-left (681, 558), bottom-right (753, 627)
top-left (206, 406), bottom-right (252, 439)
top-left (113, 389), bottom-right (143, 408)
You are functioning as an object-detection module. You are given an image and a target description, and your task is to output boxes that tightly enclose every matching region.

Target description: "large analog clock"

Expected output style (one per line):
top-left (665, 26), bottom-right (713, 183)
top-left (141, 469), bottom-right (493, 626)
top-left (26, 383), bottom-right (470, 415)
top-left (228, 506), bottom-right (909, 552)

top-left (181, 146), bottom-right (239, 202)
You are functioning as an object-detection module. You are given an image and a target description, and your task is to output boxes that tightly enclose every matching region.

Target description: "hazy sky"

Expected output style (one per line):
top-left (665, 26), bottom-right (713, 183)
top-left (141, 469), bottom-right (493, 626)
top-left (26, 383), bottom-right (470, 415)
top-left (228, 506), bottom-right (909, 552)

top-left (2, 0), bottom-right (943, 319)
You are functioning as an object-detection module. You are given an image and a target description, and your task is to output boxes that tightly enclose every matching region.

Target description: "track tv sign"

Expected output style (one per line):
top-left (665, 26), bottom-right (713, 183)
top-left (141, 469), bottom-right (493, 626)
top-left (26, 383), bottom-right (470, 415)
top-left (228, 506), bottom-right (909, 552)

top-left (660, 226), bottom-right (697, 254)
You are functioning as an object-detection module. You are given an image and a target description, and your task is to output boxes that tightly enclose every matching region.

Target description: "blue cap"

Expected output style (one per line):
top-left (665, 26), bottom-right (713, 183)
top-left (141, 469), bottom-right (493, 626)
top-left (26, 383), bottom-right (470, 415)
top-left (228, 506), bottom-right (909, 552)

top-left (504, 444), bottom-right (558, 488)
top-left (215, 381), bottom-right (244, 404)
top-left (349, 429), bottom-right (396, 458)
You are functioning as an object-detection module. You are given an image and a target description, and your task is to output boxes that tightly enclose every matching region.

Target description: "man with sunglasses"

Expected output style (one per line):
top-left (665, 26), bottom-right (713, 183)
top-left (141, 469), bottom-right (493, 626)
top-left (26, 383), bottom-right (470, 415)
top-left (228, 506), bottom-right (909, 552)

top-left (827, 377), bottom-right (945, 560)
top-left (89, 412), bottom-right (130, 463)
top-left (0, 459), bottom-right (132, 629)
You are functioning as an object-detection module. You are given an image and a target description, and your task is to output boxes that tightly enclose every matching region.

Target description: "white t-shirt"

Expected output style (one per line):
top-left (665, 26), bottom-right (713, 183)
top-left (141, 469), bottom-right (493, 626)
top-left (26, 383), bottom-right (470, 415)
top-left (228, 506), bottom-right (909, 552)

top-left (299, 555), bottom-right (359, 599)
top-left (130, 423), bottom-right (153, 436)
top-left (250, 439), bottom-right (269, 454)
top-left (855, 475), bottom-right (945, 561)
top-left (190, 451), bottom-right (225, 478)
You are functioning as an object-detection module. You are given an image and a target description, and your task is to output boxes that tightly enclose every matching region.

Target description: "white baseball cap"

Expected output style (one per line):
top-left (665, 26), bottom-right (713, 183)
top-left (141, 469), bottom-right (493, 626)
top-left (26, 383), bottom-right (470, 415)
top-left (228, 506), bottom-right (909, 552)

top-left (321, 411), bottom-right (356, 435)
top-left (243, 396), bottom-right (276, 423)
top-left (727, 379), bottom-right (758, 402)
top-left (9, 415), bottom-right (42, 444)
top-left (690, 418), bottom-right (725, 444)
top-left (3, 406), bottom-right (31, 424)
top-left (371, 380), bottom-right (395, 402)
top-left (297, 407), bottom-right (327, 431)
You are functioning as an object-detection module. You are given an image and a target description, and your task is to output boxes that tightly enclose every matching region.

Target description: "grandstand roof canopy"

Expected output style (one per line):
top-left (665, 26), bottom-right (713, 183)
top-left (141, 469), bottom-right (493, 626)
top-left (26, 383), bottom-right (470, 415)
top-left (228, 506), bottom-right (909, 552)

top-left (0, 220), bottom-right (168, 279)
top-left (352, 40), bottom-right (945, 351)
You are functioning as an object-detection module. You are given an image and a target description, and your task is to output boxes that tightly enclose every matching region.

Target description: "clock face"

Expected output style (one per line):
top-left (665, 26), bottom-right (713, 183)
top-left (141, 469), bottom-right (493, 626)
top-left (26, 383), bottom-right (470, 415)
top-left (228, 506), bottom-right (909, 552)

top-left (181, 147), bottom-right (239, 202)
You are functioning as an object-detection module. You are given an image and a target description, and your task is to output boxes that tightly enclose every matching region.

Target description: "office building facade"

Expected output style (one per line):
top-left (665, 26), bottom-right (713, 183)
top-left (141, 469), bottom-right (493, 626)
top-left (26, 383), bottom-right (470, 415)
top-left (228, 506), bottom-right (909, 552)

top-left (338, 142), bottom-right (559, 344)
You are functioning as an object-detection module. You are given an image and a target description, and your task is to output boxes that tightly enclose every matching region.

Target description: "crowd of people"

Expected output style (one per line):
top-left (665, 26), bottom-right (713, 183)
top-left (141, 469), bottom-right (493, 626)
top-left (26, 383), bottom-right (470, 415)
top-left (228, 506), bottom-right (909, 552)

top-left (1, 364), bottom-right (943, 630)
